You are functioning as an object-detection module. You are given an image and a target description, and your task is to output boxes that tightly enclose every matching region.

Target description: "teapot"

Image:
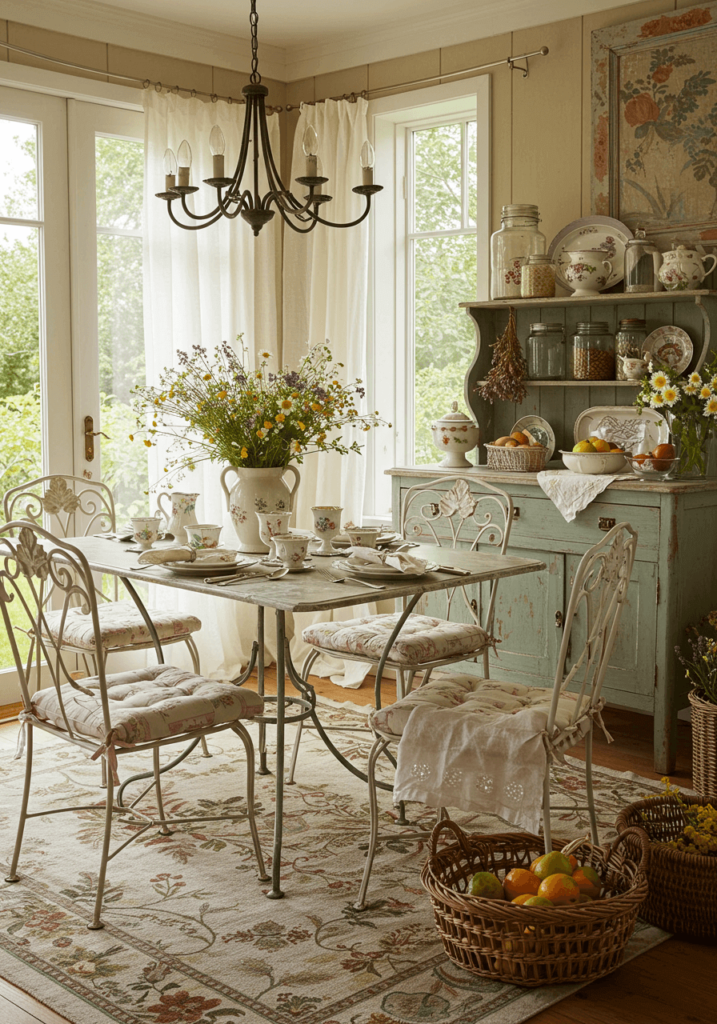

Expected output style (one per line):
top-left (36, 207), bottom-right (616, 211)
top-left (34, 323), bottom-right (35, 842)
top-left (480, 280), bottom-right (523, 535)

top-left (156, 491), bottom-right (199, 547)
top-left (658, 244), bottom-right (717, 291)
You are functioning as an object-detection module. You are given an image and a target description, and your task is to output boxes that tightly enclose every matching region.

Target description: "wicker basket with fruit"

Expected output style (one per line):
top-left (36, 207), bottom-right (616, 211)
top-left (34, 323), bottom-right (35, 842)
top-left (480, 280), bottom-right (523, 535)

top-left (485, 430), bottom-right (548, 472)
top-left (421, 820), bottom-right (649, 988)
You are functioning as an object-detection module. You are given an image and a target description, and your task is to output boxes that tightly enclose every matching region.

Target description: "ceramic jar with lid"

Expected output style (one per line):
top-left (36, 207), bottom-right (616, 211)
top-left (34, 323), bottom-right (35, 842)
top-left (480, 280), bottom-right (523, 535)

top-left (430, 401), bottom-right (480, 468)
top-left (624, 228), bottom-right (662, 293)
top-left (490, 204), bottom-right (546, 299)
top-left (570, 322), bottom-right (615, 381)
top-left (526, 323), bottom-right (565, 380)
top-left (657, 244), bottom-right (717, 291)
top-left (615, 318), bottom-right (648, 380)
top-left (521, 254), bottom-right (556, 298)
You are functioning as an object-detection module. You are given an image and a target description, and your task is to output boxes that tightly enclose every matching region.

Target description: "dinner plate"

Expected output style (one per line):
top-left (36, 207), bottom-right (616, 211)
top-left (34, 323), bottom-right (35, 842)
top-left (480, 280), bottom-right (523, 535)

top-left (512, 415), bottom-right (555, 460)
top-left (332, 532), bottom-right (401, 548)
top-left (643, 326), bottom-right (693, 375)
top-left (573, 406), bottom-right (669, 455)
top-left (337, 558), bottom-right (438, 581)
top-left (548, 216), bottom-right (632, 292)
top-left (165, 556), bottom-right (256, 577)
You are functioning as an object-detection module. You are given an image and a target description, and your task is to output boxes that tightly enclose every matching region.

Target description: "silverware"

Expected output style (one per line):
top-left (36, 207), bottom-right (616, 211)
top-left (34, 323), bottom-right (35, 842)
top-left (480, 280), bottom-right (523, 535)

top-left (209, 567), bottom-right (290, 587)
top-left (314, 568), bottom-right (385, 591)
top-left (435, 565), bottom-right (472, 576)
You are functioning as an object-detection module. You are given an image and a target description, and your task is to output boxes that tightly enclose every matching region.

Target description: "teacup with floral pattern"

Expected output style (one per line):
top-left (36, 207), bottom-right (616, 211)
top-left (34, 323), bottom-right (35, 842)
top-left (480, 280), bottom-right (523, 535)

top-left (346, 526), bottom-right (381, 549)
top-left (184, 523), bottom-right (222, 550)
top-left (273, 534), bottom-right (309, 571)
top-left (310, 505), bottom-right (343, 555)
top-left (131, 516), bottom-right (163, 551)
top-left (255, 511), bottom-right (289, 560)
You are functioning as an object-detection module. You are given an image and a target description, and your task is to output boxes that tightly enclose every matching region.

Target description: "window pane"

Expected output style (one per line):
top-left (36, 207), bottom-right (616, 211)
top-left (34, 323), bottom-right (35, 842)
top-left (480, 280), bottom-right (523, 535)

top-left (467, 119), bottom-right (477, 226)
top-left (413, 123), bottom-right (462, 232)
top-left (0, 119), bottom-right (38, 220)
top-left (96, 136), bottom-right (143, 231)
top-left (96, 137), bottom-right (148, 520)
top-left (413, 234), bottom-right (476, 464)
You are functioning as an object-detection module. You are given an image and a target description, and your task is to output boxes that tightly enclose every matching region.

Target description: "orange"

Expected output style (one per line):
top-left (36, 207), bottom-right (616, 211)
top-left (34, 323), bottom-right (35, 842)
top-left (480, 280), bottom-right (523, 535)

top-left (632, 453), bottom-right (648, 465)
top-left (512, 894), bottom-right (534, 905)
top-left (651, 443), bottom-right (676, 471)
top-left (532, 851), bottom-right (573, 881)
top-left (504, 868), bottom-right (540, 901)
top-left (537, 873), bottom-right (581, 905)
top-left (573, 865), bottom-right (602, 899)
top-left (567, 854), bottom-right (578, 872)
top-left (469, 871), bottom-right (504, 900)
top-left (590, 438), bottom-right (611, 453)
top-left (524, 895), bottom-right (554, 907)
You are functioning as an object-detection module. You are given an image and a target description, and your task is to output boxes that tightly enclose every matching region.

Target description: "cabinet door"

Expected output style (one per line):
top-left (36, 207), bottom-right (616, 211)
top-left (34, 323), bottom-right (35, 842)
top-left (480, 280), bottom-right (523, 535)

top-left (563, 554), bottom-right (657, 713)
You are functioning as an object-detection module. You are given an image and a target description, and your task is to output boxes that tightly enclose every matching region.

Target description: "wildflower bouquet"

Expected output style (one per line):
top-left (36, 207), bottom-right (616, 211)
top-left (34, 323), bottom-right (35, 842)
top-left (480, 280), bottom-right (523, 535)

top-left (635, 353), bottom-right (717, 475)
top-left (645, 779), bottom-right (717, 857)
top-left (675, 610), bottom-right (717, 705)
top-left (130, 339), bottom-right (387, 480)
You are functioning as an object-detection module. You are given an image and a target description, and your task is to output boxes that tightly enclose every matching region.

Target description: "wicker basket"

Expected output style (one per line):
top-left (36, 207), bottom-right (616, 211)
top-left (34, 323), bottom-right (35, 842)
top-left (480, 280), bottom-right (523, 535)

top-left (689, 690), bottom-right (717, 800)
top-left (617, 795), bottom-right (717, 941)
top-left (484, 444), bottom-right (548, 472)
top-left (421, 820), bottom-right (649, 988)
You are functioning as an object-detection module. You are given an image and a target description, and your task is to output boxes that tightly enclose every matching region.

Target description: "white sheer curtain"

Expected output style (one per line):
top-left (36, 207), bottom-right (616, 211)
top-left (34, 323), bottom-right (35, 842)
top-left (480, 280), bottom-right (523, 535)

top-left (142, 89), bottom-right (281, 678)
top-left (283, 98), bottom-right (388, 687)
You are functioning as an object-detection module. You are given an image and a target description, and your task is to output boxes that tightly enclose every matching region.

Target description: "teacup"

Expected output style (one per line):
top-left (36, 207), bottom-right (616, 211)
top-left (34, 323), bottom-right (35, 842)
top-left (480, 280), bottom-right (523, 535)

top-left (622, 357), bottom-right (649, 380)
top-left (131, 516), bottom-right (163, 551)
top-left (559, 249), bottom-right (614, 297)
top-left (255, 511), bottom-right (290, 559)
top-left (311, 505), bottom-right (343, 555)
top-left (346, 526), bottom-right (381, 549)
top-left (184, 523), bottom-right (222, 550)
top-left (273, 533), bottom-right (309, 571)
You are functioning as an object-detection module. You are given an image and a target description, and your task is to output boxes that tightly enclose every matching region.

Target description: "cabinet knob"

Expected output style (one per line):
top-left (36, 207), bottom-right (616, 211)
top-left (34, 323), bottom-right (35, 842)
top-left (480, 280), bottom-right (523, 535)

top-left (598, 517), bottom-right (616, 532)
top-left (555, 610), bottom-right (564, 628)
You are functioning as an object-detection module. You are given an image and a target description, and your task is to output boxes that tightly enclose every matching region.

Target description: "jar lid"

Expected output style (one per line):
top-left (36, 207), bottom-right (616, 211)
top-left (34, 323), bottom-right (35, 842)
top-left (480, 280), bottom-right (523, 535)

top-left (618, 318), bottom-right (647, 328)
top-left (576, 321), bottom-right (610, 331)
top-left (501, 203), bottom-right (539, 218)
top-left (524, 254), bottom-right (553, 265)
top-left (529, 322), bottom-right (564, 331)
top-left (432, 400), bottom-right (474, 425)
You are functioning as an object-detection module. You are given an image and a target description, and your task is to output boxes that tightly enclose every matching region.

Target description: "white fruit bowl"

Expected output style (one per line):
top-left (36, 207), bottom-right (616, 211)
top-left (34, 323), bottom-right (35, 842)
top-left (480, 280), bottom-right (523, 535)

top-left (560, 450), bottom-right (626, 475)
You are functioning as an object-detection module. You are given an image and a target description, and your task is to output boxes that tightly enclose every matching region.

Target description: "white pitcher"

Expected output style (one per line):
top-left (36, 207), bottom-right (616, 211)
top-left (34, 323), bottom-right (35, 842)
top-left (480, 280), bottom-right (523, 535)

top-left (156, 491), bottom-right (199, 547)
top-left (220, 466), bottom-right (300, 553)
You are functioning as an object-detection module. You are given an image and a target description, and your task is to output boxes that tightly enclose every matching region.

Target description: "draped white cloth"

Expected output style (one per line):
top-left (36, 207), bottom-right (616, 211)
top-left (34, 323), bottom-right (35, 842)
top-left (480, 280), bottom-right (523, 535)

top-left (283, 98), bottom-right (387, 687)
top-left (142, 89), bottom-right (282, 678)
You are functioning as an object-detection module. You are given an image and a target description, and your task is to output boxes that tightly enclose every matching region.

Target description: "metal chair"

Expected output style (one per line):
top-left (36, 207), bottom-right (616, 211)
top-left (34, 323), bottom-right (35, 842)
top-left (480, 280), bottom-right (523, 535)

top-left (287, 476), bottom-right (514, 784)
top-left (355, 522), bottom-right (638, 908)
top-left (0, 522), bottom-right (268, 930)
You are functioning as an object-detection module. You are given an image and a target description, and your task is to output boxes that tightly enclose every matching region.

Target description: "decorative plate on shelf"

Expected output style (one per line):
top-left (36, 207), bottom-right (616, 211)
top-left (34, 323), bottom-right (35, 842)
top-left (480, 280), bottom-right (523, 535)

top-left (643, 326), bottom-right (693, 375)
top-left (548, 216), bottom-right (633, 292)
top-left (573, 406), bottom-right (669, 455)
top-left (511, 415), bottom-right (556, 460)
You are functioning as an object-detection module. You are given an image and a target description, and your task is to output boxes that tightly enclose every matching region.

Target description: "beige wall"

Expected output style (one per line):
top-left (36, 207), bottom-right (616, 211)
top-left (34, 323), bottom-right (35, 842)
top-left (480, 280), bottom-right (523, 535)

top-left (0, 1), bottom-right (697, 240)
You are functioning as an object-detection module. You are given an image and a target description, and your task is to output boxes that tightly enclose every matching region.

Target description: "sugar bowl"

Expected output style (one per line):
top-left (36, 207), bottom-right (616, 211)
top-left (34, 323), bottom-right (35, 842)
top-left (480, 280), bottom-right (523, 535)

top-left (430, 402), bottom-right (479, 468)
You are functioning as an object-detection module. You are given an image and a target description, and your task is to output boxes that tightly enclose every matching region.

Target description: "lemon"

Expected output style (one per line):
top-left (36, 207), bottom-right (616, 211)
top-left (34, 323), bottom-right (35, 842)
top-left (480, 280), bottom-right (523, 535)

top-left (532, 851), bottom-right (573, 880)
top-left (573, 440), bottom-right (596, 454)
top-left (590, 438), bottom-right (611, 453)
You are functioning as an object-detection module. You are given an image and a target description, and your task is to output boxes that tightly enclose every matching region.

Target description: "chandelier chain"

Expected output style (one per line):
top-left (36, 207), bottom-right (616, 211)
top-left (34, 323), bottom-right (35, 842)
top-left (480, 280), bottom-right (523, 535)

top-left (249, 0), bottom-right (261, 84)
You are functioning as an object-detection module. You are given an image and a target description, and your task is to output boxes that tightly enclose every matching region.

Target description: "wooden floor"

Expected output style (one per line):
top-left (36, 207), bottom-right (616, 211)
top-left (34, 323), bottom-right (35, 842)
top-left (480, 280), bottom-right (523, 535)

top-left (0, 675), bottom-right (712, 1024)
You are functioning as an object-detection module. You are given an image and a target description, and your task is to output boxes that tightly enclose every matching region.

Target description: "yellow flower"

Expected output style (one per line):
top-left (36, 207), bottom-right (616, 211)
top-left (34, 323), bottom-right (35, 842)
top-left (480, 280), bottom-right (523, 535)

top-left (311, 403), bottom-right (322, 411)
top-left (217, 390), bottom-right (227, 399)
top-left (281, 399), bottom-right (293, 409)
top-left (650, 371), bottom-right (668, 390)
top-left (298, 421), bottom-right (305, 430)
top-left (260, 350), bottom-right (272, 359)
top-left (705, 396), bottom-right (717, 417)
top-left (240, 446), bottom-right (248, 459)
top-left (256, 371), bottom-right (263, 379)
top-left (154, 397), bottom-right (160, 405)
top-left (662, 386), bottom-right (679, 406)
top-left (264, 420), bottom-right (273, 429)
top-left (128, 434), bottom-right (134, 441)
top-left (143, 440), bottom-right (152, 447)
top-left (276, 413), bottom-right (286, 423)
top-left (203, 373), bottom-right (211, 380)
top-left (699, 385), bottom-right (713, 400)
top-left (257, 429), bottom-right (264, 439)
top-left (689, 372), bottom-right (702, 385)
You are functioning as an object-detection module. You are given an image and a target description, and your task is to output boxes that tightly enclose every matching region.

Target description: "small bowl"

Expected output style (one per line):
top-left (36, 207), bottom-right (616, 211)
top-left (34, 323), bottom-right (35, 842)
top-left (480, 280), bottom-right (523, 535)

top-left (184, 523), bottom-right (223, 549)
top-left (560, 450), bottom-right (626, 475)
top-left (624, 454), bottom-right (679, 481)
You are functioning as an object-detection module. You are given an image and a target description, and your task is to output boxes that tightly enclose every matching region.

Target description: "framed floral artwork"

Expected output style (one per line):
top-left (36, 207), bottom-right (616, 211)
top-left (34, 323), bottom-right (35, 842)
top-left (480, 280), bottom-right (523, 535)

top-left (592, 4), bottom-right (717, 250)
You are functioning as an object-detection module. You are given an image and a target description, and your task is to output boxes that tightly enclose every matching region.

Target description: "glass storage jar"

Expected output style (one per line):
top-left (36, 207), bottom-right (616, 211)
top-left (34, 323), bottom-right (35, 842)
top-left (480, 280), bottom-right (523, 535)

top-left (527, 323), bottom-right (565, 379)
top-left (571, 322), bottom-right (616, 381)
top-left (615, 318), bottom-right (648, 380)
top-left (490, 204), bottom-right (546, 299)
top-left (521, 254), bottom-right (556, 298)
top-left (624, 227), bottom-right (662, 293)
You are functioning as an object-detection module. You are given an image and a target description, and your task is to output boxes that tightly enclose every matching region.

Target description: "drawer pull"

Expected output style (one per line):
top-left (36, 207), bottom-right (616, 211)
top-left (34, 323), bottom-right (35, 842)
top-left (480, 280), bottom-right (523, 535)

top-left (555, 610), bottom-right (563, 628)
top-left (512, 507), bottom-right (520, 520)
top-left (598, 517), bottom-right (616, 532)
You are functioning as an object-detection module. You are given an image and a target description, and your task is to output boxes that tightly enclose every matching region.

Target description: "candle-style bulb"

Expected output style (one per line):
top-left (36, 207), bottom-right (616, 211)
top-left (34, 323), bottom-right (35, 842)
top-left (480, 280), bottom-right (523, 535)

top-left (360, 140), bottom-right (375, 186)
top-left (302, 124), bottom-right (319, 177)
top-left (163, 147), bottom-right (177, 190)
top-left (177, 139), bottom-right (192, 187)
top-left (209, 126), bottom-right (225, 178)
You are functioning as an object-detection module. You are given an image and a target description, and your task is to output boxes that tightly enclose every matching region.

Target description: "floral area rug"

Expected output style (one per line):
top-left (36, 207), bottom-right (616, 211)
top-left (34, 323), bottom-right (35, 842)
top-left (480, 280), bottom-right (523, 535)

top-left (0, 702), bottom-right (669, 1024)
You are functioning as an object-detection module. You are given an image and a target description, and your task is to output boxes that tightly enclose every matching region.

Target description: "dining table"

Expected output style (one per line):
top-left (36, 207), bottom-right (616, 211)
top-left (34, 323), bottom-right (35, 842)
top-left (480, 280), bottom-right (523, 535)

top-left (66, 536), bottom-right (546, 900)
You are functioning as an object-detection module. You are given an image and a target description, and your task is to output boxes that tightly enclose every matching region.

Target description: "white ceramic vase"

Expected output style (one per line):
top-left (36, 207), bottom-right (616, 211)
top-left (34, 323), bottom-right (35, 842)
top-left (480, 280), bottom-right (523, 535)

top-left (220, 465), bottom-right (301, 552)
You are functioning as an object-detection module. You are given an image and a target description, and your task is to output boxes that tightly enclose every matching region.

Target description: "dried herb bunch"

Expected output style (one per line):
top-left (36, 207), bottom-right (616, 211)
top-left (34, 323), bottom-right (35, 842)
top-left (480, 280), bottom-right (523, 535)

top-left (475, 307), bottom-right (528, 405)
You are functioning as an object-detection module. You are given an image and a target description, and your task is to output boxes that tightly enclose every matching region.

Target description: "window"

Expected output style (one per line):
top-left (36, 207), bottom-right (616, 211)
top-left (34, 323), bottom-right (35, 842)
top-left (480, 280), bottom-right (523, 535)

top-left (366, 79), bottom-right (490, 520)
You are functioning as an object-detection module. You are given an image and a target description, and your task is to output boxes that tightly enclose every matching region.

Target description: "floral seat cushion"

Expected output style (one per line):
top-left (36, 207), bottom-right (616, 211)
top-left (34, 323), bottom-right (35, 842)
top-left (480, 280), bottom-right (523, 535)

top-left (31, 664), bottom-right (264, 747)
top-left (42, 601), bottom-right (201, 651)
top-left (301, 613), bottom-right (489, 668)
top-left (370, 673), bottom-right (590, 741)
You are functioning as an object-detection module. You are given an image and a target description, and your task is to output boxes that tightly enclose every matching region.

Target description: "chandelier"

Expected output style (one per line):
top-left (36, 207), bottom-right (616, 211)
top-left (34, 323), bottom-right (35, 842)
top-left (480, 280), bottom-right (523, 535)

top-left (155, 0), bottom-right (382, 235)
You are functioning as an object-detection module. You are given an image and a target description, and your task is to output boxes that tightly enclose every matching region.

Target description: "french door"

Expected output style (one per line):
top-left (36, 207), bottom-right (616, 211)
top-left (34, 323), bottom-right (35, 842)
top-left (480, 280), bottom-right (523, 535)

top-left (0, 86), bottom-right (146, 700)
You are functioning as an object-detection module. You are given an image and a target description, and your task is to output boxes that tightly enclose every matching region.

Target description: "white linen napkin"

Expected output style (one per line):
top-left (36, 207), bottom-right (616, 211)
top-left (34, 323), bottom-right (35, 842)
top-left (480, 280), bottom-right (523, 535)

top-left (138, 547), bottom-right (238, 565)
top-left (537, 470), bottom-right (632, 523)
top-left (394, 704), bottom-right (548, 833)
top-left (349, 546), bottom-right (427, 575)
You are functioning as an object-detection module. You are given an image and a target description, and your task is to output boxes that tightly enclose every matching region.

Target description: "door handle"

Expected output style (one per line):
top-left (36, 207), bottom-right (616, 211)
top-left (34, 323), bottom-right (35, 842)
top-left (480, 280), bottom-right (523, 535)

top-left (84, 416), bottom-right (110, 462)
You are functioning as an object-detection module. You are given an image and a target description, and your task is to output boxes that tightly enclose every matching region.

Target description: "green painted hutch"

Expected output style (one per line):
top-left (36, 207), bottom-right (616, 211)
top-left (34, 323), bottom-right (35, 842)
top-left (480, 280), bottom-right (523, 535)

top-left (389, 290), bottom-right (717, 774)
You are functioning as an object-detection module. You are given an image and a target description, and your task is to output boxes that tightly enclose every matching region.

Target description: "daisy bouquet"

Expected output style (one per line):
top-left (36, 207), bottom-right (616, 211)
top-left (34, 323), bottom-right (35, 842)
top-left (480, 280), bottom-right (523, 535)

top-left (635, 354), bottom-right (717, 476)
top-left (130, 339), bottom-right (388, 480)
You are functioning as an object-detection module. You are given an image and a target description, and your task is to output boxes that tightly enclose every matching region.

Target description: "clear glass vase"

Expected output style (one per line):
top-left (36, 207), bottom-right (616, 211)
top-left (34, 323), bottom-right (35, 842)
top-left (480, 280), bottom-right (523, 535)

top-left (666, 413), bottom-right (717, 478)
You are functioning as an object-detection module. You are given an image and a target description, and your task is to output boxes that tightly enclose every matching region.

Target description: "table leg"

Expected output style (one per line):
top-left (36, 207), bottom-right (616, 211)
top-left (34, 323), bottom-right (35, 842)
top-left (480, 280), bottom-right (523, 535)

top-left (256, 606), bottom-right (269, 775)
top-left (267, 608), bottom-right (286, 900)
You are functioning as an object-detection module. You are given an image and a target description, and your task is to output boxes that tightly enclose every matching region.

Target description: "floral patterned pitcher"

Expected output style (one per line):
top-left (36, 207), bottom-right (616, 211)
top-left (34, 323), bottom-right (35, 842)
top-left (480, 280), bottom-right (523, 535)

top-left (156, 491), bottom-right (199, 547)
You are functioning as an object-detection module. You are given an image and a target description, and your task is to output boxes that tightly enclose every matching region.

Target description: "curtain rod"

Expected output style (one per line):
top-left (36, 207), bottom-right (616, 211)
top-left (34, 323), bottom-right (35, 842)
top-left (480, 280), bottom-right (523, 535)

top-left (0, 40), bottom-right (548, 114)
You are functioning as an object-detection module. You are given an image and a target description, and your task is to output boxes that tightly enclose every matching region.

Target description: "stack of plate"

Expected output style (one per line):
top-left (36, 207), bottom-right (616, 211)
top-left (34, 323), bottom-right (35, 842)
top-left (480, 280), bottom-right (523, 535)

top-left (165, 552), bottom-right (256, 577)
top-left (335, 557), bottom-right (437, 581)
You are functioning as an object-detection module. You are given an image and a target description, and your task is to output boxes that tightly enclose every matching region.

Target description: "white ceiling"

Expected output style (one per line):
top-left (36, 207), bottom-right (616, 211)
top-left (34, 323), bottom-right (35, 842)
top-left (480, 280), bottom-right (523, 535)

top-left (0, 0), bottom-right (649, 82)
